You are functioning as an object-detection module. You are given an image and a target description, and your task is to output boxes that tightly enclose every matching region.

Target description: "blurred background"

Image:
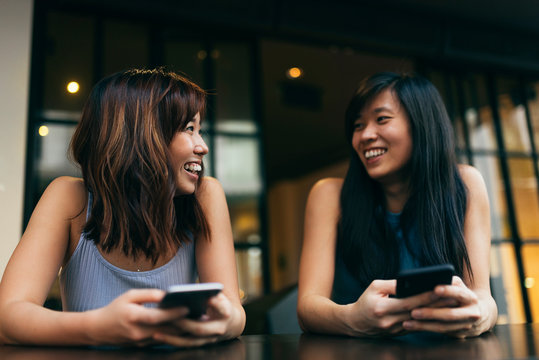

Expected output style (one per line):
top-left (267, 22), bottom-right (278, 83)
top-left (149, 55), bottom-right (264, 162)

top-left (2, 0), bottom-right (539, 331)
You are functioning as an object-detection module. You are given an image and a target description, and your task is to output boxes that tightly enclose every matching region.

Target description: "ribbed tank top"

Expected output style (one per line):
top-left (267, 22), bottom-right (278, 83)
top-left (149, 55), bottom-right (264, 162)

top-left (58, 194), bottom-right (197, 312)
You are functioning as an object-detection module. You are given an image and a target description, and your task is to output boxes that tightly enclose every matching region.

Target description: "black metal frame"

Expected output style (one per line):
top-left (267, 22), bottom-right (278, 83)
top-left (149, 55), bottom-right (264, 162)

top-left (422, 66), bottom-right (539, 323)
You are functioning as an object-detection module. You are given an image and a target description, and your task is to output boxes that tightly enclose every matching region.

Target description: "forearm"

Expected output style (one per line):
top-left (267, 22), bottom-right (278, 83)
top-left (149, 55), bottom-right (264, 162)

top-left (0, 301), bottom-right (96, 346)
top-left (298, 294), bottom-right (355, 336)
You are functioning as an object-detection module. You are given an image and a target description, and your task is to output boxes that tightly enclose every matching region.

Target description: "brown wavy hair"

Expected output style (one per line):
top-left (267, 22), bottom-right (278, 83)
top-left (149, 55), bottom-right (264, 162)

top-left (71, 68), bottom-right (209, 263)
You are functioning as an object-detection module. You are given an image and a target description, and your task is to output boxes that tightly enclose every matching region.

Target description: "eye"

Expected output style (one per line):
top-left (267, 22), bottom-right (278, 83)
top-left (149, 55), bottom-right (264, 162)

top-left (184, 123), bottom-right (195, 133)
top-left (353, 122), bottom-right (365, 131)
top-left (377, 116), bottom-right (390, 123)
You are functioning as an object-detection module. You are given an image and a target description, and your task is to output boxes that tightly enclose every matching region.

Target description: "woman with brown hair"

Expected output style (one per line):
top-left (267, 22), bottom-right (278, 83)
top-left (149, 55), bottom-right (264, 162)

top-left (0, 68), bottom-right (245, 346)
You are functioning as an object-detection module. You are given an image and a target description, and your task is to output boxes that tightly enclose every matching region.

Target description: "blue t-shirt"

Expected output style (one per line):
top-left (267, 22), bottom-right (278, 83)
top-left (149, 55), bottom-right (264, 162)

top-left (331, 212), bottom-right (420, 304)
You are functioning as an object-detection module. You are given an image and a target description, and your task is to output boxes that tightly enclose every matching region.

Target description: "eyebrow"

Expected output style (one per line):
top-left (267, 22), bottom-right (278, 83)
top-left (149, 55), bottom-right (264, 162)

top-left (356, 105), bottom-right (394, 119)
top-left (373, 106), bottom-right (394, 113)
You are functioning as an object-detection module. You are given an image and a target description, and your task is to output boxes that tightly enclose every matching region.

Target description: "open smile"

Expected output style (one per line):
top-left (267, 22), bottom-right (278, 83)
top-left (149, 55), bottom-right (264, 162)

top-left (364, 148), bottom-right (387, 160)
top-left (183, 162), bottom-right (202, 178)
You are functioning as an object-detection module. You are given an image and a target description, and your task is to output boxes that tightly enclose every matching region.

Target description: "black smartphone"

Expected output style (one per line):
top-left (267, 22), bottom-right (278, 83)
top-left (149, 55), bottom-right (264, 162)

top-left (159, 282), bottom-right (223, 318)
top-left (396, 264), bottom-right (454, 298)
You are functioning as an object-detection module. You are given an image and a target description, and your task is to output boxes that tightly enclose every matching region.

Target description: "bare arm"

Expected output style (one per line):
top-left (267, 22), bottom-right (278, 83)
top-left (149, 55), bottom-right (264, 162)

top-left (297, 178), bottom-right (435, 337)
top-left (0, 177), bottom-right (189, 346)
top-left (154, 177), bottom-right (246, 346)
top-left (404, 165), bottom-right (498, 337)
top-left (297, 178), bottom-right (351, 334)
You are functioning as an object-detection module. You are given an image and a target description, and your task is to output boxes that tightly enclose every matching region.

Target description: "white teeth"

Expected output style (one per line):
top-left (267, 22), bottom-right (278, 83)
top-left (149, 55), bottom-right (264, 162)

top-left (184, 163), bottom-right (202, 173)
top-left (365, 149), bottom-right (386, 159)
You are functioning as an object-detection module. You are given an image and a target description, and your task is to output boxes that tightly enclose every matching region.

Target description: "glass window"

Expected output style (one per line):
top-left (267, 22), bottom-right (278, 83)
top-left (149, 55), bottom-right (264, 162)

top-left (468, 75), bottom-right (498, 151)
top-left (202, 130), bottom-right (213, 177)
top-left (228, 196), bottom-right (261, 244)
top-left (214, 42), bottom-right (256, 134)
top-left (497, 77), bottom-right (532, 153)
top-left (527, 81), bottom-right (539, 153)
top-left (44, 12), bottom-right (95, 111)
top-left (491, 243), bottom-right (526, 324)
top-left (103, 20), bottom-right (149, 76)
top-left (236, 248), bottom-right (264, 301)
top-left (164, 40), bottom-right (205, 86)
top-left (35, 123), bottom-right (80, 194)
top-left (522, 244), bottom-right (539, 321)
top-left (473, 154), bottom-right (510, 239)
top-left (214, 135), bottom-right (262, 195)
top-left (507, 159), bottom-right (539, 239)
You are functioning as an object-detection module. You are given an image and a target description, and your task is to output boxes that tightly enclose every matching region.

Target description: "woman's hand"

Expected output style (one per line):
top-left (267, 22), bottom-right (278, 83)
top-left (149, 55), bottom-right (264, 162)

top-left (344, 279), bottom-right (440, 337)
top-left (87, 289), bottom-right (189, 346)
top-left (153, 293), bottom-right (238, 347)
top-left (402, 276), bottom-right (491, 338)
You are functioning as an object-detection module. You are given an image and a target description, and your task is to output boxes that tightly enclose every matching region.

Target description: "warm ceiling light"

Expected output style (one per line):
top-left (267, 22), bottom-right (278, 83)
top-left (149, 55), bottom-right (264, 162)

top-left (197, 50), bottom-right (207, 60)
top-left (38, 125), bottom-right (49, 137)
top-left (287, 67), bottom-right (303, 79)
top-left (67, 81), bottom-right (80, 94)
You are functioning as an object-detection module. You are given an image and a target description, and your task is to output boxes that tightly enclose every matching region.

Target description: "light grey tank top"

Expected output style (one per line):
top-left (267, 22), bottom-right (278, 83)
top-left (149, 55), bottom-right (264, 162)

top-left (58, 194), bottom-right (197, 312)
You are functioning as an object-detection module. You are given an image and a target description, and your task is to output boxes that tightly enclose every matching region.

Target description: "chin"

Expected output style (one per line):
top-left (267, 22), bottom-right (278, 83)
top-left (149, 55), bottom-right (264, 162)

top-left (174, 181), bottom-right (196, 196)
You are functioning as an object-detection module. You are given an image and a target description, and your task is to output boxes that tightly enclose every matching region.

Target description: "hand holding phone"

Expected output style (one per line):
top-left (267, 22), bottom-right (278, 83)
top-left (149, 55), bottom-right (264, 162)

top-left (396, 264), bottom-right (454, 298)
top-left (159, 282), bottom-right (224, 318)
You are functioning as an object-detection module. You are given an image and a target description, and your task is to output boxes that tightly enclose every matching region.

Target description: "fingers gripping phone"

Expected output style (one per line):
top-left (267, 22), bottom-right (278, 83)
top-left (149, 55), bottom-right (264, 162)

top-left (396, 264), bottom-right (454, 298)
top-left (159, 282), bottom-right (223, 318)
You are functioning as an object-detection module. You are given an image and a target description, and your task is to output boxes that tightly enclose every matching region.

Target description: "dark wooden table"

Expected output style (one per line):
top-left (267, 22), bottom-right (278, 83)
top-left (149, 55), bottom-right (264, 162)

top-left (0, 323), bottom-right (536, 359)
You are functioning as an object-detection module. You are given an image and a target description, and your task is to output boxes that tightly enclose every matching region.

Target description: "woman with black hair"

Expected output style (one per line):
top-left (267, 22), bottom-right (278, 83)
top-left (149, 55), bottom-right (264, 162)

top-left (0, 68), bottom-right (245, 346)
top-left (297, 72), bottom-right (497, 338)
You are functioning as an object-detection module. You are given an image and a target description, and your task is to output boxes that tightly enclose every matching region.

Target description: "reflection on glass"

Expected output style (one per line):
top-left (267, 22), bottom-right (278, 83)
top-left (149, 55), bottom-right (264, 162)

top-left (497, 77), bottom-right (531, 153)
top-left (473, 154), bottom-right (509, 239)
top-left (103, 20), bottom-right (148, 76)
top-left (528, 82), bottom-right (539, 155)
top-left (228, 197), bottom-right (260, 244)
top-left (466, 75), bottom-right (498, 151)
top-left (507, 159), bottom-right (539, 239)
top-left (491, 243), bottom-right (526, 324)
top-left (44, 12), bottom-right (94, 111)
top-left (37, 123), bottom-right (80, 181)
top-left (214, 42), bottom-right (256, 133)
top-left (236, 248), bottom-right (263, 301)
top-left (215, 136), bottom-right (261, 195)
top-left (523, 245), bottom-right (539, 322)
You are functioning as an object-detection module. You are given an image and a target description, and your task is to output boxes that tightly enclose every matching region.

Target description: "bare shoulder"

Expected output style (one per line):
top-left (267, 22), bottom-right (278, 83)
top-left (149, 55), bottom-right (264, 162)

top-left (197, 176), bottom-right (225, 198)
top-left (39, 176), bottom-right (87, 218)
top-left (305, 177), bottom-right (343, 220)
top-left (458, 164), bottom-right (487, 192)
top-left (196, 176), bottom-right (227, 209)
top-left (308, 177), bottom-right (343, 203)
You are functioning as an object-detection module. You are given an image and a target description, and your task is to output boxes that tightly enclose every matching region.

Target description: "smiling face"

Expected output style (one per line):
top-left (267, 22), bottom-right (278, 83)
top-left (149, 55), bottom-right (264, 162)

top-left (168, 113), bottom-right (208, 195)
top-left (351, 88), bottom-right (413, 186)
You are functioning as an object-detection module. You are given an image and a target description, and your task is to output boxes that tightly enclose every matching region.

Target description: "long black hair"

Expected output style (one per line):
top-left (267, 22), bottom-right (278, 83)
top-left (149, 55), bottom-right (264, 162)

top-left (337, 72), bottom-right (470, 287)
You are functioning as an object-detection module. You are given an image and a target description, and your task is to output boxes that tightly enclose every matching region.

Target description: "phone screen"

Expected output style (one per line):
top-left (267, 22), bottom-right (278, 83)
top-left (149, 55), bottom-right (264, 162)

top-left (396, 264), bottom-right (454, 298)
top-left (159, 282), bottom-right (223, 318)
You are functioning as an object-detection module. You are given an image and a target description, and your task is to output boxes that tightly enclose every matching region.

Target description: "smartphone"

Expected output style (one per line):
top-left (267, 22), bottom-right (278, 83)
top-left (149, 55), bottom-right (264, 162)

top-left (396, 264), bottom-right (454, 298)
top-left (159, 282), bottom-right (224, 318)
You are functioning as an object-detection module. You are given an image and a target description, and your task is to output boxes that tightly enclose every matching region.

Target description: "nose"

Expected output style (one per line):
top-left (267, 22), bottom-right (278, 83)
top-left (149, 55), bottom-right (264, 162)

top-left (194, 135), bottom-right (209, 155)
top-left (359, 122), bottom-right (378, 142)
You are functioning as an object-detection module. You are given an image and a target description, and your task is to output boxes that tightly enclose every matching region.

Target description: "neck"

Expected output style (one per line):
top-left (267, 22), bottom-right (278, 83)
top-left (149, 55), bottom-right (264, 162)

top-left (381, 180), bottom-right (410, 213)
